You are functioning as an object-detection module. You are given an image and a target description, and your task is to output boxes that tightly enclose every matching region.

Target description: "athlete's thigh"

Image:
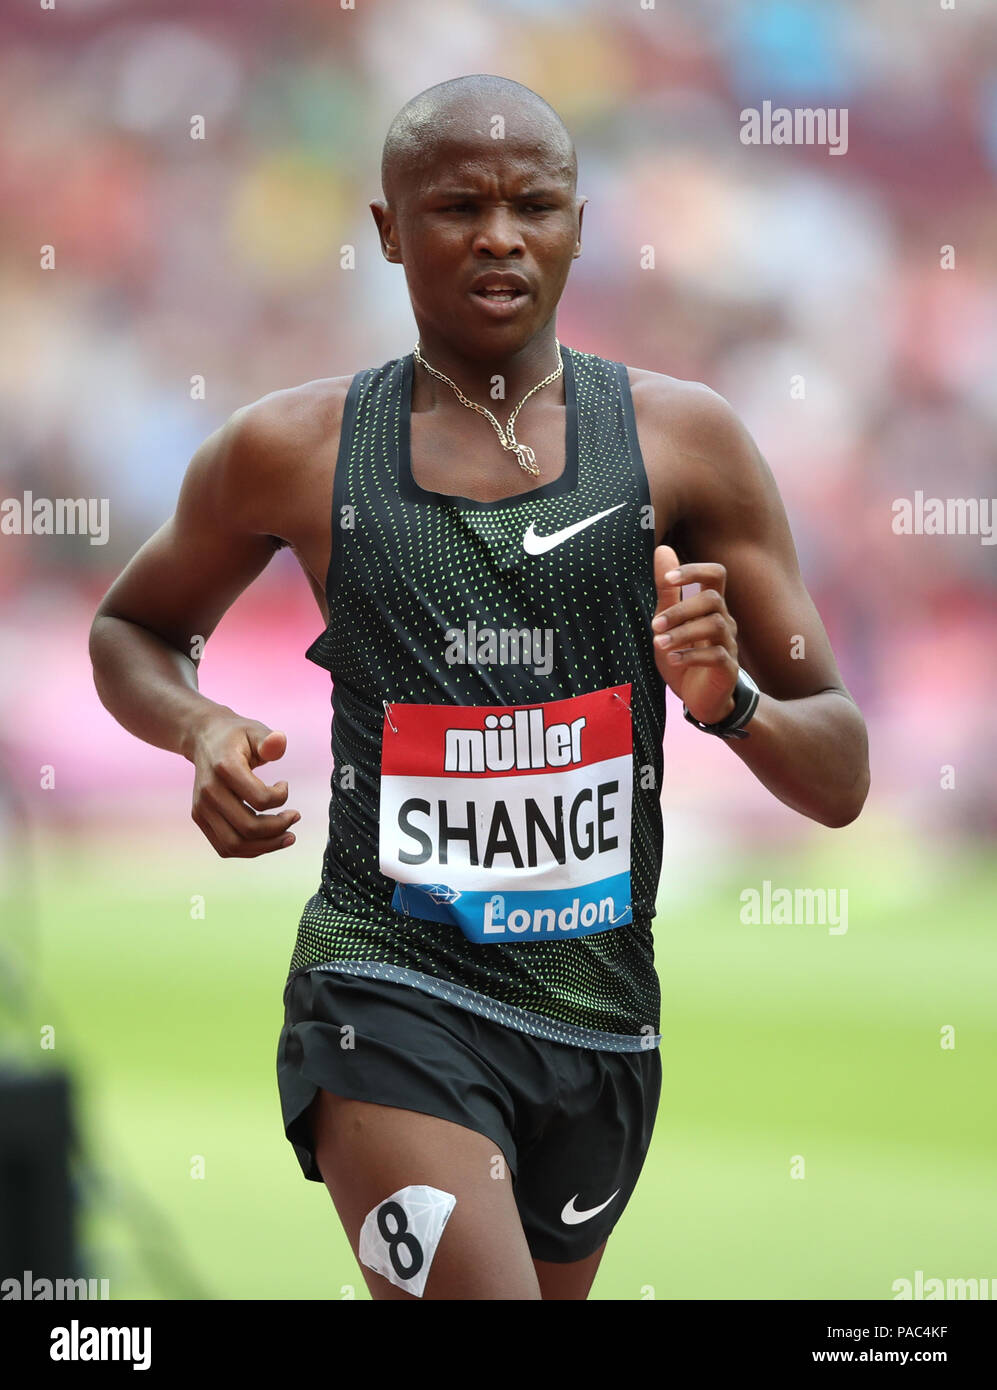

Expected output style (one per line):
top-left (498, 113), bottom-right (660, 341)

top-left (533, 1242), bottom-right (607, 1301)
top-left (308, 1088), bottom-right (541, 1301)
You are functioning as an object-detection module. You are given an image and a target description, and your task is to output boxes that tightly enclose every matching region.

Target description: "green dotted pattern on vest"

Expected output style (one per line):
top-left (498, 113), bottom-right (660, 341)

top-left (288, 344), bottom-right (667, 1049)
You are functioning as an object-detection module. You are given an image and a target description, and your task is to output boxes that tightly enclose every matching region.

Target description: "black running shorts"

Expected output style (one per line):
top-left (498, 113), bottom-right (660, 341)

top-left (276, 967), bottom-right (661, 1263)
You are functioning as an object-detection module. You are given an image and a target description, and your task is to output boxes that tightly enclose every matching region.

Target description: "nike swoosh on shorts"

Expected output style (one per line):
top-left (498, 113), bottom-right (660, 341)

top-left (560, 1190), bottom-right (621, 1225)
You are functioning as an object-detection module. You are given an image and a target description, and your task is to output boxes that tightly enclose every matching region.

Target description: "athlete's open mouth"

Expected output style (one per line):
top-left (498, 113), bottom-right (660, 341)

top-left (468, 272), bottom-right (531, 306)
top-left (473, 288), bottom-right (525, 301)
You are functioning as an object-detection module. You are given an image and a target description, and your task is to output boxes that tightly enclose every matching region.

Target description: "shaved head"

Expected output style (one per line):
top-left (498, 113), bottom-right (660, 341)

top-left (381, 74), bottom-right (577, 207)
top-left (370, 74), bottom-right (585, 371)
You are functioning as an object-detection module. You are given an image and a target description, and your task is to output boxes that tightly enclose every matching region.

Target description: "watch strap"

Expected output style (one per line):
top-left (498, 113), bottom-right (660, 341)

top-left (683, 669), bottom-right (760, 740)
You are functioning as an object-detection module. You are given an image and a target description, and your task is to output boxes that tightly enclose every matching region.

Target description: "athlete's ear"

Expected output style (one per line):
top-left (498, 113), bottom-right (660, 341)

top-left (573, 197), bottom-right (586, 258)
top-left (370, 199), bottom-right (402, 264)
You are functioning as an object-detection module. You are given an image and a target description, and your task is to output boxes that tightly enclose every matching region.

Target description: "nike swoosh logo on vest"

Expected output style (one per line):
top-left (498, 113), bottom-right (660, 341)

top-left (522, 503), bottom-right (627, 555)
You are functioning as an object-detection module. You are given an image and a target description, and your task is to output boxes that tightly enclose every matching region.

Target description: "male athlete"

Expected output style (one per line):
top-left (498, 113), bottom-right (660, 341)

top-left (88, 75), bottom-right (869, 1301)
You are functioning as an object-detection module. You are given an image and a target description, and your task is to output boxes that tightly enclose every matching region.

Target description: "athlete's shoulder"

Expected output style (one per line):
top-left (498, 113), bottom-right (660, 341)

top-left (187, 372), bottom-right (361, 539)
top-left (624, 364), bottom-right (752, 456)
top-left (227, 372), bottom-right (357, 464)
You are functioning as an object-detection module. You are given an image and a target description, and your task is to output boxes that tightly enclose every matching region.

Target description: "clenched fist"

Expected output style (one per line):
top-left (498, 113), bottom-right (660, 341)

top-left (651, 544), bottom-right (740, 727)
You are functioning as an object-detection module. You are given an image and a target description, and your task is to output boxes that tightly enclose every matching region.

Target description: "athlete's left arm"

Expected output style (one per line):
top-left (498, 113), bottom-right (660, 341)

top-left (651, 384), bottom-right (870, 828)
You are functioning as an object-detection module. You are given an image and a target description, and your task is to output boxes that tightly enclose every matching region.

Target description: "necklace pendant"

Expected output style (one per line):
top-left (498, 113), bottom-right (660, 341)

top-left (515, 443), bottom-right (540, 477)
top-left (414, 339), bottom-right (560, 483)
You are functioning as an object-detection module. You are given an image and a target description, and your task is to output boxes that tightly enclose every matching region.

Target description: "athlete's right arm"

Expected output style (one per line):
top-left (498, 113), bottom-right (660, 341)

top-left (88, 405), bottom-right (301, 857)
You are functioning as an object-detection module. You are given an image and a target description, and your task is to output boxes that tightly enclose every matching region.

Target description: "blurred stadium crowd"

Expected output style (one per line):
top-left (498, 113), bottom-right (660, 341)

top-left (0, 0), bottom-right (995, 840)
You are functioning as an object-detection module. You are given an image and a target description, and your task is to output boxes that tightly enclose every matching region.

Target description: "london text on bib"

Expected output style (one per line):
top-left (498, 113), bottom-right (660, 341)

top-left (379, 685), bottom-right (634, 944)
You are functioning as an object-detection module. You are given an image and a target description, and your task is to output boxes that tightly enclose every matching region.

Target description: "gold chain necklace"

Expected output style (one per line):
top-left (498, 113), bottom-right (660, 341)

top-left (412, 339), bottom-right (562, 478)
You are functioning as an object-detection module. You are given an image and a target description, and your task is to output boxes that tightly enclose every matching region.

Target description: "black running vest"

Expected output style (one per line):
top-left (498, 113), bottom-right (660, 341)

top-left (288, 344), bottom-right (667, 1050)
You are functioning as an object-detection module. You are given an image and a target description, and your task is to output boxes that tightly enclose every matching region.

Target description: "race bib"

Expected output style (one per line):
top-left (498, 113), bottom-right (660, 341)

top-left (378, 684), bottom-right (633, 943)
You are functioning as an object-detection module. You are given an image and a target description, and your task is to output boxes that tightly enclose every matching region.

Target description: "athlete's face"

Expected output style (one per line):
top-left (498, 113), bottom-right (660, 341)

top-left (371, 126), bottom-right (585, 359)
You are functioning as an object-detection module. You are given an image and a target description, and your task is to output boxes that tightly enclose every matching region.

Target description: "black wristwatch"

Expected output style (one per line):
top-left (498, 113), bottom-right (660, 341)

top-left (683, 668), bottom-right (760, 741)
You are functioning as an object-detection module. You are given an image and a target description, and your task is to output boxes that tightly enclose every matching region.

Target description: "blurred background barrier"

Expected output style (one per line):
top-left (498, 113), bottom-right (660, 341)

top-left (1, 0), bottom-right (995, 1299)
top-left (0, 1067), bottom-right (76, 1286)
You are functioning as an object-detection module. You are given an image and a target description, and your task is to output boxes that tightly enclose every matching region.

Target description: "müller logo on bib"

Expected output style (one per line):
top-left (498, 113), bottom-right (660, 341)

top-left (378, 685), bottom-right (634, 944)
